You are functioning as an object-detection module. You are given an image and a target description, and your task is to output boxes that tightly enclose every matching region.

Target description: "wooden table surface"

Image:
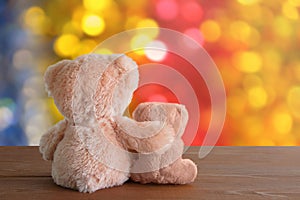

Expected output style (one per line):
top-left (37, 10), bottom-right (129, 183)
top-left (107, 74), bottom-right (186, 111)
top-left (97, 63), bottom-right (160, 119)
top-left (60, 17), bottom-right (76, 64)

top-left (0, 146), bottom-right (299, 200)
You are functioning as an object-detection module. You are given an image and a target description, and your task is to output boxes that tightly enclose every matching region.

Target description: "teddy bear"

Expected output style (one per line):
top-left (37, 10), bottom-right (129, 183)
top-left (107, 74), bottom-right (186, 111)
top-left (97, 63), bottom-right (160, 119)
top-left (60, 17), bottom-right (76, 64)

top-left (116, 102), bottom-right (198, 184)
top-left (39, 53), bottom-right (197, 193)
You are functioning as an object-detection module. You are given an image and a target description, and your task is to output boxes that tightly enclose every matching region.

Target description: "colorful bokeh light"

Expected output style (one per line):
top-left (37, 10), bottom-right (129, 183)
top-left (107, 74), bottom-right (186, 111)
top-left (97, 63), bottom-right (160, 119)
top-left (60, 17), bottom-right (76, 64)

top-left (1, 0), bottom-right (300, 146)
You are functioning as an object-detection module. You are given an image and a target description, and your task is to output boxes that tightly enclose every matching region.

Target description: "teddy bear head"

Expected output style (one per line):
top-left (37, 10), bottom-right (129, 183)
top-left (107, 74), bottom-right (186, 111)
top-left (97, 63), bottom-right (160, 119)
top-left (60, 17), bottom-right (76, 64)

top-left (44, 54), bottom-right (138, 123)
top-left (132, 102), bottom-right (189, 138)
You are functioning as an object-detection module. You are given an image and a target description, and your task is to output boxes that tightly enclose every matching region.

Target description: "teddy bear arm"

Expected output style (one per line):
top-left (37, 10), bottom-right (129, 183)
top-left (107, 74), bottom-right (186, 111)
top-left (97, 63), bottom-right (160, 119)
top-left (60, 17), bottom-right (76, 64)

top-left (39, 119), bottom-right (68, 161)
top-left (115, 116), bottom-right (174, 153)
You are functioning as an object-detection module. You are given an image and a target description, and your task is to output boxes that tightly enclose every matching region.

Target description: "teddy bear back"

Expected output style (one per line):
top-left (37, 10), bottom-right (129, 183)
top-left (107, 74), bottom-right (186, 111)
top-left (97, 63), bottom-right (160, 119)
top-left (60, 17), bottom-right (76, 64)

top-left (92, 54), bottom-right (139, 120)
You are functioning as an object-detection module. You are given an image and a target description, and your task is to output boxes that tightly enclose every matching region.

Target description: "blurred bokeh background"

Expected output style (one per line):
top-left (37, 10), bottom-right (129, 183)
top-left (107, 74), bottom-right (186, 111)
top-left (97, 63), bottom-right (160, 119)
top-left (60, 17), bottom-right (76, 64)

top-left (0, 0), bottom-right (300, 146)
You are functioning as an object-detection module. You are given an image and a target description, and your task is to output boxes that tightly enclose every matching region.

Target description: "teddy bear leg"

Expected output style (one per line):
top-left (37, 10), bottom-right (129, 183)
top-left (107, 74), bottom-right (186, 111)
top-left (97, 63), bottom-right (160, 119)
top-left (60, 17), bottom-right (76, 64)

top-left (130, 139), bottom-right (197, 185)
top-left (75, 167), bottom-right (129, 193)
top-left (130, 158), bottom-right (197, 184)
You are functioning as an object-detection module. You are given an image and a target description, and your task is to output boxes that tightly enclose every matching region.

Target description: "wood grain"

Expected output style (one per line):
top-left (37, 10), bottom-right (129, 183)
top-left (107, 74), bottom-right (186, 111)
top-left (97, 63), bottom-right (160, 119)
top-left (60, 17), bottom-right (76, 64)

top-left (0, 146), bottom-right (300, 199)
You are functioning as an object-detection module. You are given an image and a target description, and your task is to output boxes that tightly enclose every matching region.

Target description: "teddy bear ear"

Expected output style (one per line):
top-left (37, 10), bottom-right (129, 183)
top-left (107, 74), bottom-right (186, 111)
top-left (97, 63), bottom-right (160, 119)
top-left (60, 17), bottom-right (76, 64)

top-left (109, 54), bottom-right (139, 115)
top-left (44, 60), bottom-right (69, 96)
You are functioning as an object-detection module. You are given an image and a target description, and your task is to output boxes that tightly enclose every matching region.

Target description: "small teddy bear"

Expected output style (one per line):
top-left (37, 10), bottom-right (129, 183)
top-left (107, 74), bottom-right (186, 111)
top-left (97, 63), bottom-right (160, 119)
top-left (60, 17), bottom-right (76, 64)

top-left (39, 54), bottom-right (197, 193)
top-left (129, 102), bottom-right (197, 184)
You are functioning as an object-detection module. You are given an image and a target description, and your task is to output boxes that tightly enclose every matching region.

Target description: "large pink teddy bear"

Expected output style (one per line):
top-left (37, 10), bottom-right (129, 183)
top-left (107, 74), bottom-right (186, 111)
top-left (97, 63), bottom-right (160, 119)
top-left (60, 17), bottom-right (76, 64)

top-left (39, 54), bottom-right (197, 193)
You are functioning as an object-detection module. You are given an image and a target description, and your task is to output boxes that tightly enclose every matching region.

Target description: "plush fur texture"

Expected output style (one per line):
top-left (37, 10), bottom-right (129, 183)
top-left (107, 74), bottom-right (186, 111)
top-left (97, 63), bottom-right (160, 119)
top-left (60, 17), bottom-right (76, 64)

top-left (129, 102), bottom-right (197, 184)
top-left (39, 54), bottom-right (197, 193)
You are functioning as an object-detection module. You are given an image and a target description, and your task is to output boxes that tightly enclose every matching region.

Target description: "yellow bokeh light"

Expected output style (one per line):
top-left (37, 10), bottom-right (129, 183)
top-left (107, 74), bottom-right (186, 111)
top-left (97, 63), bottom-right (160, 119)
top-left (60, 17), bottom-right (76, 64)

top-left (278, 137), bottom-right (297, 146)
top-left (257, 139), bottom-right (275, 146)
top-left (294, 63), bottom-right (300, 81)
top-left (247, 86), bottom-right (268, 109)
top-left (243, 116), bottom-right (263, 138)
top-left (271, 111), bottom-right (293, 135)
top-left (94, 48), bottom-right (113, 55)
top-left (282, 2), bottom-right (299, 20)
top-left (125, 16), bottom-right (142, 30)
top-left (230, 21), bottom-right (251, 41)
top-left (262, 49), bottom-right (282, 73)
top-left (200, 20), bottom-right (221, 42)
top-left (137, 18), bottom-right (158, 28)
top-left (227, 90), bottom-right (246, 117)
top-left (233, 51), bottom-right (262, 73)
top-left (47, 99), bottom-right (63, 122)
top-left (24, 6), bottom-right (50, 35)
top-left (73, 39), bottom-right (98, 57)
top-left (273, 17), bottom-right (292, 38)
top-left (54, 34), bottom-right (79, 57)
top-left (81, 14), bottom-right (105, 36)
top-left (287, 86), bottom-right (300, 119)
top-left (289, 0), bottom-right (300, 6)
top-left (237, 0), bottom-right (261, 5)
top-left (130, 34), bottom-right (152, 55)
top-left (24, 6), bottom-right (45, 25)
top-left (239, 3), bottom-right (262, 21)
top-left (136, 18), bottom-right (159, 39)
top-left (229, 20), bottom-right (260, 46)
top-left (83, 0), bottom-right (111, 11)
